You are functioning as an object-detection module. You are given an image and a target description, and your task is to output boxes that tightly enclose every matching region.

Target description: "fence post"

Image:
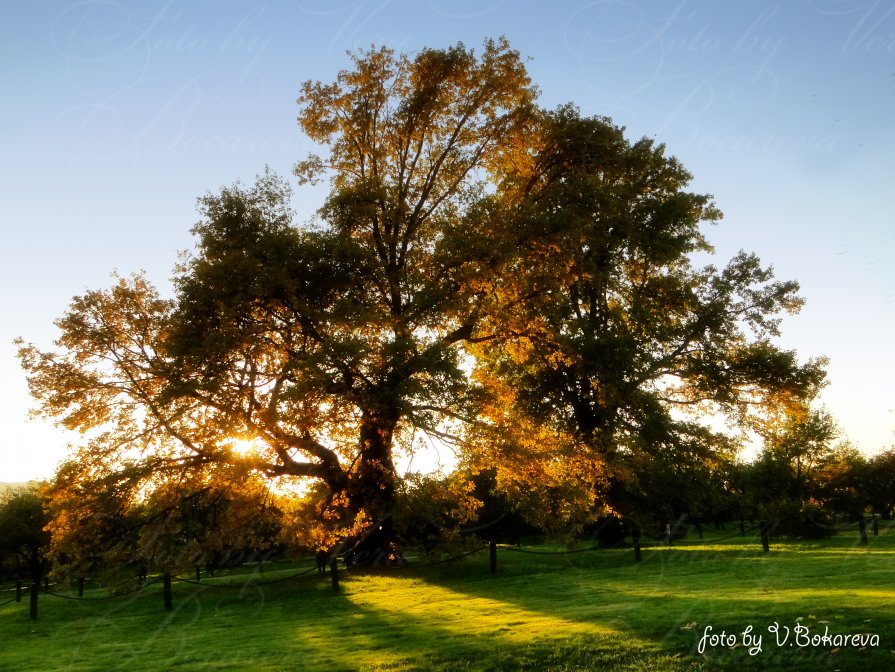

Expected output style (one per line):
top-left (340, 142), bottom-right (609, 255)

top-left (195, 566), bottom-right (201, 582)
top-left (78, 577), bottom-right (84, 597)
top-left (859, 518), bottom-right (868, 545)
top-left (489, 541), bottom-right (497, 575)
top-left (163, 573), bottom-right (173, 612)
top-left (15, 580), bottom-right (22, 602)
top-left (330, 559), bottom-right (340, 593)
top-left (760, 521), bottom-right (770, 553)
top-left (873, 516), bottom-right (879, 536)
top-left (29, 583), bottom-right (38, 620)
top-left (632, 527), bottom-right (642, 563)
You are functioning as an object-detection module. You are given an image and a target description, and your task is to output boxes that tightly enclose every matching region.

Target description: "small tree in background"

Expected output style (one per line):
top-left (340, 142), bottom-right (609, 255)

top-left (741, 406), bottom-right (840, 537)
top-left (865, 448), bottom-right (895, 519)
top-left (0, 485), bottom-right (50, 587)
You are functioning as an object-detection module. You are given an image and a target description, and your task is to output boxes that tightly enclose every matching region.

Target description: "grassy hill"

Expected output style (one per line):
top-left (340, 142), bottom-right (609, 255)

top-left (1, 529), bottom-right (893, 671)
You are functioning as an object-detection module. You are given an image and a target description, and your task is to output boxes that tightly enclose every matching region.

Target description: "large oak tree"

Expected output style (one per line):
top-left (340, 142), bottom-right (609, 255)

top-left (19, 39), bottom-right (824, 546)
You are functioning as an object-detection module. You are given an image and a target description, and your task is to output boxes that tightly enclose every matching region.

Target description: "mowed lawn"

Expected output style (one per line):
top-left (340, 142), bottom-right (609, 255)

top-left (1, 529), bottom-right (894, 671)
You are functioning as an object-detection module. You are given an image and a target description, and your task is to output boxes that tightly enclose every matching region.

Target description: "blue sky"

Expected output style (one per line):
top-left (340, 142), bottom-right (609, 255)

top-left (2, 0), bottom-right (894, 482)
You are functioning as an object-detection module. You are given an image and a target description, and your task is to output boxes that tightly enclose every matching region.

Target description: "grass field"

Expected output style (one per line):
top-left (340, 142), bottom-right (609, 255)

top-left (1, 528), bottom-right (894, 671)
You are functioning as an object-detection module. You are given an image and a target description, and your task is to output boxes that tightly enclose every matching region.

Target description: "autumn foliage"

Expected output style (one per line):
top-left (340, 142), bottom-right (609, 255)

top-left (17, 39), bottom-right (828, 574)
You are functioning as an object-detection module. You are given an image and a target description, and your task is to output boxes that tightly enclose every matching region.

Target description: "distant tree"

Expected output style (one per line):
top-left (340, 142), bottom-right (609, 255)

top-left (617, 427), bottom-right (740, 532)
top-left (865, 448), bottom-right (895, 519)
top-left (739, 407), bottom-right (840, 536)
top-left (0, 485), bottom-right (50, 586)
top-left (815, 442), bottom-right (868, 519)
top-left (763, 407), bottom-right (838, 500)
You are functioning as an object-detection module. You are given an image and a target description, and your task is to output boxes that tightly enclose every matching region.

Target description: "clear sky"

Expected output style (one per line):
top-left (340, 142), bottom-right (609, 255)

top-left (2, 0), bottom-right (893, 483)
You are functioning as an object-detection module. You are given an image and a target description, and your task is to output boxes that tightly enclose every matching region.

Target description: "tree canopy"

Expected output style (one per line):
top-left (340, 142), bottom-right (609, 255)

top-left (463, 106), bottom-right (826, 524)
top-left (19, 38), bottom-right (826, 557)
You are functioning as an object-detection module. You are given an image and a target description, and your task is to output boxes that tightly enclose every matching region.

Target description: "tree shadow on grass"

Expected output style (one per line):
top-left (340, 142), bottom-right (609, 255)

top-left (286, 571), bottom-right (624, 670)
top-left (3, 542), bottom-right (892, 671)
top-left (407, 542), bottom-right (895, 671)
top-left (0, 573), bottom-right (628, 671)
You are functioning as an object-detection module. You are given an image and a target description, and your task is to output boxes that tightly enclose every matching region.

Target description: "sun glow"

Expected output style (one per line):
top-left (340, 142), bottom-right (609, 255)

top-left (227, 436), bottom-right (260, 456)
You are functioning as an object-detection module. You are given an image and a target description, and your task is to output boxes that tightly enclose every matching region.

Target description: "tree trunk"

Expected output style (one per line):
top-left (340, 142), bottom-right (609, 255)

top-left (350, 406), bottom-right (399, 519)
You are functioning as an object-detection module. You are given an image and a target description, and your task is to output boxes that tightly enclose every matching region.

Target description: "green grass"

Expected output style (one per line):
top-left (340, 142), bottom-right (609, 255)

top-left (2, 529), bottom-right (894, 671)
